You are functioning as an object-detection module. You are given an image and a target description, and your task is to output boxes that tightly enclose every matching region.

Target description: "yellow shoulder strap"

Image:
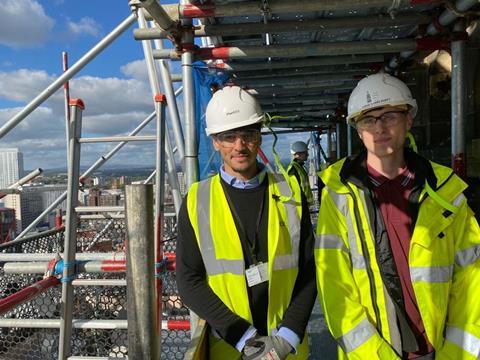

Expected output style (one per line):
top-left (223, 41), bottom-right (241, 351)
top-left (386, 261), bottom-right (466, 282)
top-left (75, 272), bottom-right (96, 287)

top-left (424, 182), bottom-right (459, 214)
top-left (407, 131), bottom-right (458, 214)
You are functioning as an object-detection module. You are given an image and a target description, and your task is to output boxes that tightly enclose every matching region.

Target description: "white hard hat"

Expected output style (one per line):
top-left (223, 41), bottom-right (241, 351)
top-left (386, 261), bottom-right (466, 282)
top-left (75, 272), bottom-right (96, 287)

top-left (290, 141), bottom-right (308, 154)
top-left (347, 73), bottom-right (417, 125)
top-left (205, 86), bottom-right (264, 135)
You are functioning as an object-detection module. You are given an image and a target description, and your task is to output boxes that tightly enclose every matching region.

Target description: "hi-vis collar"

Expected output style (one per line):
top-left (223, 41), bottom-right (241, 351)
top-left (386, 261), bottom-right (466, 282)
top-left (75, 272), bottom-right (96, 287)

top-left (407, 131), bottom-right (459, 214)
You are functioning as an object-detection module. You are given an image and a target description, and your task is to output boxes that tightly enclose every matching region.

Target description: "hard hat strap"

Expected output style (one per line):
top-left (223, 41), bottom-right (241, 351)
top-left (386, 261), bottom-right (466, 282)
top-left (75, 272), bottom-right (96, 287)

top-left (264, 113), bottom-right (293, 202)
top-left (406, 131), bottom-right (418, 153)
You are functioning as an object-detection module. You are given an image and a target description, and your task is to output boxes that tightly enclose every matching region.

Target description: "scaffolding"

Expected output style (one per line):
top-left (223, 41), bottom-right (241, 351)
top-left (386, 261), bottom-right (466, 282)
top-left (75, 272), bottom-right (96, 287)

top-left (0, 0), bottom-right (479, 359)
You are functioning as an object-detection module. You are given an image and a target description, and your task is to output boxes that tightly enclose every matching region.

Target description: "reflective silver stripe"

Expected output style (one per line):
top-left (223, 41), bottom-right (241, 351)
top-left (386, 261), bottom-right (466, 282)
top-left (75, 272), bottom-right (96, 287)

top-left (329, 190), bottom-right (366, 269)
top-left (358, 190), bottom-right (373, 233)
top-left (314, 234), bottom-right (347, 252)
top-left (453, 193), bottom-right (466, 207)
top-left (350, 256), bottom-right (366, 269)
top-left (273, 174), bottom-right (300, 271)
top-left (196, 178), bottom-right (244, 276)
top-left (274, 173), bottom-right (293, 199)
top-left (446, 326), bottom-right (480, 357)
top-left (410, 265), bottom-right (453, 283)
top-left (455, 245), bottom-right (480, 267)
top-left (383, 284), bottom-right (402, 355)
top-left (273, 255), bottom-right (297, 271)
top-left (337, 318), bottom-right (376, 353)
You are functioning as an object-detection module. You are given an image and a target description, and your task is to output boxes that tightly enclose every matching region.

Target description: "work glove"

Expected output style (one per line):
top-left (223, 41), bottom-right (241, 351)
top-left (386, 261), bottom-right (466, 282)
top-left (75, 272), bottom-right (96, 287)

top-left (242, 335), bottom-right (292, 360)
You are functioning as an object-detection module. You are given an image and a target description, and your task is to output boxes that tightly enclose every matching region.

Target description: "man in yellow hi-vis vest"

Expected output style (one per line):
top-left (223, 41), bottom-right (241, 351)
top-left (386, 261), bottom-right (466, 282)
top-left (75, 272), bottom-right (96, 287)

top-left (287, 141), bottom-right (314, 206)
top-left (315, 73), bottom-right (480, 359)
top-left (177, 86), bottom-right (317, 360)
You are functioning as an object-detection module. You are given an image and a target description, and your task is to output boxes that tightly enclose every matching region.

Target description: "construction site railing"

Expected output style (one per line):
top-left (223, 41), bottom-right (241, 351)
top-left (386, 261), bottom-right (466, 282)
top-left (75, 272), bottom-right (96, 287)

top-left (0, 207), bottom-right (189, 359)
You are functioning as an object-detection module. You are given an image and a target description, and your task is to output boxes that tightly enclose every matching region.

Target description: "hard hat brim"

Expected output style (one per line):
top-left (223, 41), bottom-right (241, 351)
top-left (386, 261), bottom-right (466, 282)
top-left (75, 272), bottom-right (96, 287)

top-left (206, 114), bottom-right (264, 136)
top-left (346, 102), bottom-right (416, 126)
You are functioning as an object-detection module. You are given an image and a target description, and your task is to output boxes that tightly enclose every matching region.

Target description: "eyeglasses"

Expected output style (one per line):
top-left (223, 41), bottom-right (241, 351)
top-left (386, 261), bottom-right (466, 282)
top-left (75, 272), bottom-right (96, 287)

top-left (214, 129), bottom-right (261, 147)
top-left (355, 110), bottom-right (407, 131)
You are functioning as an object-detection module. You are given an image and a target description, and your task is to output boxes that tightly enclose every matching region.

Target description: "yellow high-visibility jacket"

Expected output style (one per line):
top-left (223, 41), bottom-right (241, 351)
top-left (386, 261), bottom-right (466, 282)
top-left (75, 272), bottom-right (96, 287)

top-left (287, 160), bottom-right (314, 205)
top-left (315, 155), bottom-right (480, 360)
top-left (187, 173), bottom-right (309, 359)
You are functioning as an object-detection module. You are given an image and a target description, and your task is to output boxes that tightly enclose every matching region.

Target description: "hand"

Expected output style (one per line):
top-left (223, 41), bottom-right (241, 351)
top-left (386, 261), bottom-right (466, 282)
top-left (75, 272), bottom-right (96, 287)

top-left (242, 335), bottom-right (292, 360)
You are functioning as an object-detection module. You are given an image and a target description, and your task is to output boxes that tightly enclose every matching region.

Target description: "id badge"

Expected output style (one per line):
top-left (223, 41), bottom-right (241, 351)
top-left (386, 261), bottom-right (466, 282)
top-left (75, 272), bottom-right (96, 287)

top-left (245, 262), bottom-right (268, 287)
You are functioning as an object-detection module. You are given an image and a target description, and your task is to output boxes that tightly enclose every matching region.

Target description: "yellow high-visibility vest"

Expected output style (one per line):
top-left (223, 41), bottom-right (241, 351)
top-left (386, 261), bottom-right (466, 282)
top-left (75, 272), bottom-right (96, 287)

top-left (287, 161), bottom-right (314, 205)
top-left (315, 158), bottom-right (480, 359)
top-left (187, 173), bottom-right (309, 359)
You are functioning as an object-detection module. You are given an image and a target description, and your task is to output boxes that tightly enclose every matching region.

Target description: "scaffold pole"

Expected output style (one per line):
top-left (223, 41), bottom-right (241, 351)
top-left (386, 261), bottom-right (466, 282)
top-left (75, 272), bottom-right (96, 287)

top-left (58, 99), bottom-right (84, 360)
top-left (125, 184), bottom-right (160, 359)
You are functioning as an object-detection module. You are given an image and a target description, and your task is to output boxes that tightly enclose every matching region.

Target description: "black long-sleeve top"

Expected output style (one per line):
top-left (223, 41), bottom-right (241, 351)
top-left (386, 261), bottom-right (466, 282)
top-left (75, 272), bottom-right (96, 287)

top-left (176, 175), bottom-right (317, 347)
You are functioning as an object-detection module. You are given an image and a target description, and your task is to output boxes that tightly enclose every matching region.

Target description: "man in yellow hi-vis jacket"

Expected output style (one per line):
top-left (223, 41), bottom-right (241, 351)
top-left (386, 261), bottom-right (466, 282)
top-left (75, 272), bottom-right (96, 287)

top-left (315, 73), bottom-right (480, 359)
top-left (287, 141), bottom-right (314, 206)
top-left (177, 86), bottom-right (317, 360)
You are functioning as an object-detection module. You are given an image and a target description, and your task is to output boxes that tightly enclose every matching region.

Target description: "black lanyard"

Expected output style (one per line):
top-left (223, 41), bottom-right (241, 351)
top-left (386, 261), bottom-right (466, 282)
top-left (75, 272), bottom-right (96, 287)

top-left (223, 187), bottom-right (265, 265)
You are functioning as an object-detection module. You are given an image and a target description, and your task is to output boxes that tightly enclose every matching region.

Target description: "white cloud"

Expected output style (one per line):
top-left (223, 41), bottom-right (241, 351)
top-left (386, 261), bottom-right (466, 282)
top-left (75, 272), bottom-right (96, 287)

top-left (0, 0), bottom-right (54, 47)
top-left (69, 76), bottom-right (152, 115)
top-left (0, 106), bottom-right (64, 142)
top-left (83, 111), bottom-right (154, 136)
top-left (121, 59), bottom-right (184, 86)
top-left (0, 69), bottom-right (153, 117)
top-left (0, 105), bottom-right (158, 170)
top-left (0, 69), bottom-right (60, 103)
top-left (0, 67), bottom-right (162, 169)
top-left (121, 60), bottom-right (148, 82)
top-left (66, 17), bottom-right (102, 37)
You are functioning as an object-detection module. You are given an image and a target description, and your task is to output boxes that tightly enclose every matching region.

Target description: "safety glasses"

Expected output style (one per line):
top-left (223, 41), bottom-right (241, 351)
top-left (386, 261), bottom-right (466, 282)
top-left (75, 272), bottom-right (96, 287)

top-left (355, 110), bottom-right (407, 131)
top-left (214, 129), bottom-right (261, 148)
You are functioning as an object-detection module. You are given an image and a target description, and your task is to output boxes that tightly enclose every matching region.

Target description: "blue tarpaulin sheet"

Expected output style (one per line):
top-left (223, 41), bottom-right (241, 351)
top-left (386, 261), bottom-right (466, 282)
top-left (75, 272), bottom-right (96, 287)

top-left (192, 61), bottom-right (229, 179)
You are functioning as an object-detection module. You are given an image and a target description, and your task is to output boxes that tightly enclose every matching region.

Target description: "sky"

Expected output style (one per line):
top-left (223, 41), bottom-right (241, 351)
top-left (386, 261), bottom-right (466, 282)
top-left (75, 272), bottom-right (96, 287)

top-left (0, 0), bottom-right (311, 172)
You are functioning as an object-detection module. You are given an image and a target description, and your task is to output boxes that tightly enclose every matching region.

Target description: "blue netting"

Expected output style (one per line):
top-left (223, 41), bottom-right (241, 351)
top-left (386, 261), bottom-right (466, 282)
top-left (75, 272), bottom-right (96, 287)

top-left (192, 61), bottom-right (229, 179)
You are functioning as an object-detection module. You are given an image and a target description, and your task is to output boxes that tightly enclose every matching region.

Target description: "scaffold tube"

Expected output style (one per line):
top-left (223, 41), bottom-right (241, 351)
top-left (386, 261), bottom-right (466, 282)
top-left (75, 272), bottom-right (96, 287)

top-left (3, 260), bottom-right (127, 274)
top-left (0, 276), bottom-right (60, 316)
top-left (0, 252), bottom-right (126, 262)
top-left (173, 0), bottom-right (413, 19)
top-left (71, 279), bottom-right (126, 287)
top-left (153, 39), bottom-right (416, 60)
top-left (0, 168), bottom-right (43, 199)
top-left (13, 110), bottom-right (156, 241)
top-left (125, 184), bottom-right (159, 359)
top-left (162, 320), bottom-right (190, 331)
top-left (0, 318), bottom-right (189, 330)
top-left (387, 0), bottom-right (479, 70)
top-left (3, 255), bottom-right (176, 274)
top-left (135, 13), bottom-right (429, 40)
top-left (0, 15), bottom-right (136, 141)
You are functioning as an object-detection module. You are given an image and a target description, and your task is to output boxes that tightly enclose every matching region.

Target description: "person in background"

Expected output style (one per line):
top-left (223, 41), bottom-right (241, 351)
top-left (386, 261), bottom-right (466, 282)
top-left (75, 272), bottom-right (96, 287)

top-left (287, 141), bottom-right (314, 206)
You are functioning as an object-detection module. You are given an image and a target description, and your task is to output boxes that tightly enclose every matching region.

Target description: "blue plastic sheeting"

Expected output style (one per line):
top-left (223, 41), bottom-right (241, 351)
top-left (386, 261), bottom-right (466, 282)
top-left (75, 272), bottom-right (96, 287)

top-left (192, 61), bottom-right (229, 180)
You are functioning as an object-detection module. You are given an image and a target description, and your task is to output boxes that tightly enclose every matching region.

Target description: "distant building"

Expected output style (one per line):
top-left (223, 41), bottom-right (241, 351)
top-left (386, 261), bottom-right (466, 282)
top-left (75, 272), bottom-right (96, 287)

top-left (111, 177), bottom-right (122, 189)
top-left (0, 208), bottom-right (16, 243)
top-left (4, 184), bottom-right (67, 232)
top-left (99, 193), bottom-right (120, 206)
top-left (177, 172), bottom-right (186, 196)
top-left (87, 189), bottom-right (101, 206)
top-left (0, 148), bottom-right (24, 189)
top-left (86, 188), bottom-right (120, 207)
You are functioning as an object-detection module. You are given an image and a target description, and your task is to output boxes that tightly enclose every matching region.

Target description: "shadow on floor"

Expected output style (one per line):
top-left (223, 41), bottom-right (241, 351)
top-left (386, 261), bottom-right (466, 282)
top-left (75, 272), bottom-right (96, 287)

top-left (308, 300), bottom-right (337, 360)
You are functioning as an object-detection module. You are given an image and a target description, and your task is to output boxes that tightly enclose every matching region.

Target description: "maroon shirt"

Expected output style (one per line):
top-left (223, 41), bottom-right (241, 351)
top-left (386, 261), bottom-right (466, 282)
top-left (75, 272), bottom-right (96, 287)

top-left (368, 164), bottom-right (434, 359)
